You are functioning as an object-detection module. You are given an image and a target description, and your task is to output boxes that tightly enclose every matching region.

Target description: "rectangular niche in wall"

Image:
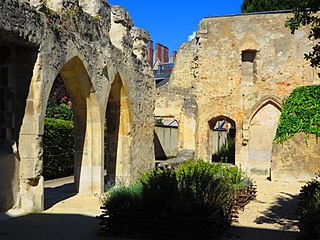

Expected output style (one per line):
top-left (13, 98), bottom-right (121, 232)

top-left (241, 50), bottom-right (257, 85)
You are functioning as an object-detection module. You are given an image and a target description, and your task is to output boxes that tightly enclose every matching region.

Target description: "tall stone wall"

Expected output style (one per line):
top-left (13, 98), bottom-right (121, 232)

top-left (0, 0), bottom-right (155, 212)
top-left (156, 12), bottom-right (319, 180)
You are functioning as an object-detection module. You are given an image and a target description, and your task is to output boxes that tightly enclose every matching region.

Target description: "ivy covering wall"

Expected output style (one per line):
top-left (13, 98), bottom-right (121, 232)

top-left (274, 85), bottom-right (320, 144)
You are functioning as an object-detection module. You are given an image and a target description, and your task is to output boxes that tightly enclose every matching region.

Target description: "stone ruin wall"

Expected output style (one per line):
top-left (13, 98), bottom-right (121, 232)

top-left (0, 0), bottom-right (155, 212)
top-left (156, 12), bottom-right (320, 180)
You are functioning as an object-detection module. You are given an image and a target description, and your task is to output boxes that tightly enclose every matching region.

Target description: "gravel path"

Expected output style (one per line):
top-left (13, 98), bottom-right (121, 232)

top-left (220, 176), bottom-right (304, 240)
top-left (0, 176), bottom-right (304, 240)
top-left (0, 177), bottom-right (103, 240)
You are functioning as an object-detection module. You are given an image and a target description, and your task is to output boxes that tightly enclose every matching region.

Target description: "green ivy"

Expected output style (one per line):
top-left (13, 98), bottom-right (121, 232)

top-left (274, 85), bottom-right (320, 144)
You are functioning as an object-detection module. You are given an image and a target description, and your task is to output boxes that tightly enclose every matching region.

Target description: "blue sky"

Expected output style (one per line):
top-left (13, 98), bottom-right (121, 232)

top-left (108, 0), bottom-right (244, 55)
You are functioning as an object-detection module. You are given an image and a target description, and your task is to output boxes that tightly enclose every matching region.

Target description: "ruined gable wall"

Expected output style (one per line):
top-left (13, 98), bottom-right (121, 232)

top-left (196, 13), bottom-right (318, 170)
top-left (156, 12), bottom-right (319, 177)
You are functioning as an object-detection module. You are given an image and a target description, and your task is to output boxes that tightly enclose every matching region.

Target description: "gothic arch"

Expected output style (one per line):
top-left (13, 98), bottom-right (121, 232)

top-left (247, 97), bottom-right (282, 175)
top-left (248, 97), bottom-right (282, 125)
top-left (105, 73), bottom-right (132, 186)
top-left (19, 56), bottom-right (103, 211)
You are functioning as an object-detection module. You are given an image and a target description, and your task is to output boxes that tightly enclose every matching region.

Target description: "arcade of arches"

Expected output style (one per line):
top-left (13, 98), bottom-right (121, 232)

top-left (0, 0), bottom-right (155, 213)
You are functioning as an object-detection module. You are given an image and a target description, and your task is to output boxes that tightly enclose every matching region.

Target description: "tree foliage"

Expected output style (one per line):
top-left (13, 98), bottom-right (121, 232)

top-left (241, 0), bottom-right (298, 13)
top-left (286, 1), bottom-right (320, 69)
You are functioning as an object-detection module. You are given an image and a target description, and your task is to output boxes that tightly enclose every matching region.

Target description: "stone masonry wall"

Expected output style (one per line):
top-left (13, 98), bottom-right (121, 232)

top-left (156, 12), bottom-right (319, 180)
top-left (0, 0), bottom-right (155, 212)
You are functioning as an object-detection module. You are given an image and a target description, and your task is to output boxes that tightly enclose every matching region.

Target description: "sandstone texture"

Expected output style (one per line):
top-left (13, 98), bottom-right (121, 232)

top-left (0, 0), bottom-right (155, 212)
top-left (272, 133), bottom-right (320, 181)
top-left (155, 12), bottom-right (319, 180)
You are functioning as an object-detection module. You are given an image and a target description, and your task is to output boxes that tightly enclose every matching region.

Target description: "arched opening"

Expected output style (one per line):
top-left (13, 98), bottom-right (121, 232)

top-left (209, 116), bottom-right (236, 164)
top-left (154, 116), bottom-right (179, 161)
top-left (105, 74), bottom-right (131, 188)
top-left (248, 101), bottom-right (281, 175)
top-left (44, 57), bottom-right (102, 209)
top-left (43, 74), bottom-right (76, 209)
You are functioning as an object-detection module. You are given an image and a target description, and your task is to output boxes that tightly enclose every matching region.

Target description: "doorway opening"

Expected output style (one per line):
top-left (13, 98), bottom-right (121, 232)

top-left (44, 74), bottom-right (76, 209)
top-left (209, 116), bottom-right (236, 164)
top-left (248, 101), bottom-right (281, 176)
top-left (44, 57), bottom-right (102, 209)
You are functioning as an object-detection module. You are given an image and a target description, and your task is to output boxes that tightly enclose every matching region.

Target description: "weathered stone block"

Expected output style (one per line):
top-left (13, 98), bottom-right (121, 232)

top-left (272, 133), bottom-right (320, 181)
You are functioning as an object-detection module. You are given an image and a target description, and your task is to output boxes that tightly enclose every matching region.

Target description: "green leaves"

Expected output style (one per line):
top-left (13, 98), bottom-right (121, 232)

top-left (285, 0), bottom-right (320, 68)
top-left (103, 160), bottom-right (251, 217)
top-left (274, 85), bottom-right (320, 144)
top-left (241, 0), bottom-right (299, 13)
top-left (43, 118), bottom-right (74, 179)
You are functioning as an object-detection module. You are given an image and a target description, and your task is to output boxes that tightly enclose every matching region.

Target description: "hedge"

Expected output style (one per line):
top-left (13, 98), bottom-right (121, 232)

top-left (43, 118), bottom-right (74, 180)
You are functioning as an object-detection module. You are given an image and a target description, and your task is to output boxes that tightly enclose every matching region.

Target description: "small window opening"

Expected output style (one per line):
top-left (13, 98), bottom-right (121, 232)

top-left (242, 50), bottom-right (256, 63)
top-left (241, 50), bottom-right (257, 83)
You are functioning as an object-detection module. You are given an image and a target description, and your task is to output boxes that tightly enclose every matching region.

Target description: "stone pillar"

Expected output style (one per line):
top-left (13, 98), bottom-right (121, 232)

top-left (19, 133), bottom-right (44, 212)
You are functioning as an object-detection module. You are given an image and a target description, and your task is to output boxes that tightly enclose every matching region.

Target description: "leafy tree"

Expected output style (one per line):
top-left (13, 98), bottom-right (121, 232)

top-left (286, 1), bottom-right (320, 69)
top-left (241, 0), bottom-right (298, 13)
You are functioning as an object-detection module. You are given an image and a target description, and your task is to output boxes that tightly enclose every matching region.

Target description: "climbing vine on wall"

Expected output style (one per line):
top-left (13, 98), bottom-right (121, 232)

top-left (274, 85), bottom-right (320, 144)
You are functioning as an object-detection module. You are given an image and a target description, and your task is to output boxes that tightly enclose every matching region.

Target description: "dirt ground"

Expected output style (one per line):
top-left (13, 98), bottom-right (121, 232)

top-left (219, 175), bottom-right (304, 240)
top-left (0, 175), bottom-right (304, 240)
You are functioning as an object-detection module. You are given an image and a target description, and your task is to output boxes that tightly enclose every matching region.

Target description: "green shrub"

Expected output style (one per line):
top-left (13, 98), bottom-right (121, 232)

top-left (103, 160), bottom-right (250, 218)
top-left (298, 173), bottom-right (320, 240)
top-left (103, 184), bottom-right (143, 211)
top-left (43, 118), bottom-right (74, 180)
top-left (139, 168), bottom-right (181, 213)
top-left (219, 138), bottom-right (235, 161)
top-left (175, 161), bottom-right (234, 216)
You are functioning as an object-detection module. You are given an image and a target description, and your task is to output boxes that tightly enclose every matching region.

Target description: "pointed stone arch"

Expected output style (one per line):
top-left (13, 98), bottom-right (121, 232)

top-left (247, 97), bottom-right (282, 175)
top-left (248, 97), bottom-right (282, 124)
top-left (19, 56), bottom-right (103, 211)
top-left (105, 73), bottom-right (132, 186)
top-left (59, 56), bottom-right (102, 194)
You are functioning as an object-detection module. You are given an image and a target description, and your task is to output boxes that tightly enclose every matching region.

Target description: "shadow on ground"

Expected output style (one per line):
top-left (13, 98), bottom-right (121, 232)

top-left (254, 192), bottom-right (300, 230)
top-left (0, 213), bottom-right (101, 240)
top-left (44, 182), bottom-right (76, 210)
top-left (220, 225), bottom-right (299, 240)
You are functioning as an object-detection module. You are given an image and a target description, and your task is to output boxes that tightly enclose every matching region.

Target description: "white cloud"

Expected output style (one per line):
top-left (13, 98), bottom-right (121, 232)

top-left (187, 31), bottom-right (196, 41)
